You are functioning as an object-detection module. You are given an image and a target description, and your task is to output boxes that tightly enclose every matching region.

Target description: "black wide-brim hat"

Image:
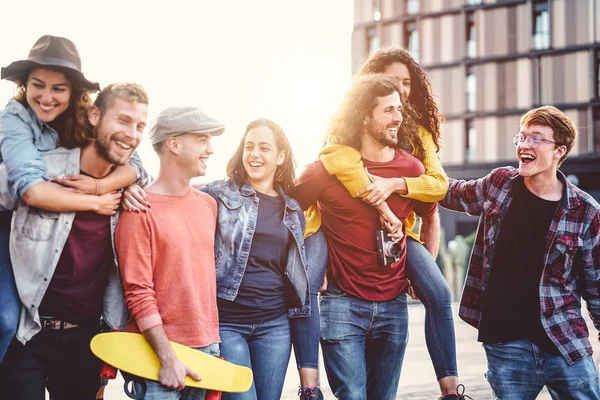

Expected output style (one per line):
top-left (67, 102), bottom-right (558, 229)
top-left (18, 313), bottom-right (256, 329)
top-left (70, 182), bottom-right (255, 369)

top-left (1, 35), bottom-right (100, 91)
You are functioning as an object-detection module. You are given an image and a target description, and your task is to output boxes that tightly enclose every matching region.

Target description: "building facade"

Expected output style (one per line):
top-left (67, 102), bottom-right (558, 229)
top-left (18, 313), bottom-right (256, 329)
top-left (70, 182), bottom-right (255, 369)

top-left (352, 0), bottom-right (600, 239)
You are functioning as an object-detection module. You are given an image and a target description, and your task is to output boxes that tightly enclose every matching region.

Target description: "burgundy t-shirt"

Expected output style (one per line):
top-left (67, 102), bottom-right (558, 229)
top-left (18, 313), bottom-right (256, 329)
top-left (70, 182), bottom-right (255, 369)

top-left (39, 209), bottom-right (114, 325)
top-left (294, 149), bottom-right (437, 301)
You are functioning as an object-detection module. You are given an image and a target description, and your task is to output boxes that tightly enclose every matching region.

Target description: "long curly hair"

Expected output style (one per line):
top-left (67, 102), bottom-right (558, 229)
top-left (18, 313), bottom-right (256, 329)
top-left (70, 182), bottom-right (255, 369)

top-left (13, 67), bottom-right (96, 149)
top-left (326, 74), bottom-right (422, 156)
top-left (227, 118), bottom-right (297, 195)
top-left (358, 46), bottom-right (443, 152)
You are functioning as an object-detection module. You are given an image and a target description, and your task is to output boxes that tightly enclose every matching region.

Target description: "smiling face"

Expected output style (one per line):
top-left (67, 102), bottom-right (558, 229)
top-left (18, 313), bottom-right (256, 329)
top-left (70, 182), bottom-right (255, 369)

top-left (25, 68), bottom-right (72, 123)
top-left (242, 125), bottom-right (285, 190)
top-left (365, 91), bottom-right (403, 148)
top-left (89, 97), bottom-right (148, 166)
top-left (383, 62), bottom-right (411, 100)
top-left (173, 133), bottom-right (214, 177)
top-left (516, 124), bottom-right (566, 180)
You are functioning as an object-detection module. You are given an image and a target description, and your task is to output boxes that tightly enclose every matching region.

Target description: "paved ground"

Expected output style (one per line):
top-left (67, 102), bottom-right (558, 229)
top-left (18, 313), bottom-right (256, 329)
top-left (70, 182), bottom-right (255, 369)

top-left (96, 303), bottom-right (600, 399)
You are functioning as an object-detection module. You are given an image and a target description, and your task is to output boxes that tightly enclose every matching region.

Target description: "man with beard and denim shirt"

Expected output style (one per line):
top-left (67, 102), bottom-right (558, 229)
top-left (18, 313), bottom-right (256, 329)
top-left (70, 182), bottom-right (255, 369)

top-left (293, 74), bottom-right (439, 400)
top-left (441, 106), bottom-right (600, 398)
top-left (0, 83), bottom-right (149, 400)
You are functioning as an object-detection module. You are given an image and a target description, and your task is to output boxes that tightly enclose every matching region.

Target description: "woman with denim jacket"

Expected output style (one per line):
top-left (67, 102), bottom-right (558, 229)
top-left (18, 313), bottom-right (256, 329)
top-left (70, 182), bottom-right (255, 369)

top-left (200, 118), bottom-right (320, 400)
top-left (0, 35), bottom-right (147, 363)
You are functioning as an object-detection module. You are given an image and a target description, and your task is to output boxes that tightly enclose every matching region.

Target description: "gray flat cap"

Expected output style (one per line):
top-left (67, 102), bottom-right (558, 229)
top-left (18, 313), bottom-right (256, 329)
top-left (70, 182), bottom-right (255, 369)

top-left (148, 106), bottom-right (225, 145)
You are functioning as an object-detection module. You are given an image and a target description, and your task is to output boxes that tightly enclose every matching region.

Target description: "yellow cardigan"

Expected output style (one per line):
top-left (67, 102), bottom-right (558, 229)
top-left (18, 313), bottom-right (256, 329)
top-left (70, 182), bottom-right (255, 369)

top-left (304, 126), bottom-right (449, 242)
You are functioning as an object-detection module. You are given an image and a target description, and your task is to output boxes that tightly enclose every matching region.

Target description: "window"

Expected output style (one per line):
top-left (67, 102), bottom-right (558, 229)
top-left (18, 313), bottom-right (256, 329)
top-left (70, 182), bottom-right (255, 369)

top-left (368, 28), bottom-right (380, 55)
top-left (532, 1), bottom-right (550, 50)
top-left (373, 0), bottom-right (381, 21)
top-left (466, 0), bottom-right (482, 5)
top-left (466, 11), bottom-right (476, 59)
top-left (594, 107), bottom-right (600, 152)
top-left (407, 0), bottom-right (419, 15)
top-left (404, 20), bottom-right (420, 62)
top-left (595, 50), bottom-right (600, 99)
top-left (465, 120), bottom-right (477, 163)
top-left (466, 66), bottom-right (476, 112)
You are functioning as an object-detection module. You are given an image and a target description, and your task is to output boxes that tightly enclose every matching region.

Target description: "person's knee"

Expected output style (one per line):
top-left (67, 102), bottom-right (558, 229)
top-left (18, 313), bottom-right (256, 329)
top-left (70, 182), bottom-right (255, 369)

top-left (0, 307), bottom-right (19, 336)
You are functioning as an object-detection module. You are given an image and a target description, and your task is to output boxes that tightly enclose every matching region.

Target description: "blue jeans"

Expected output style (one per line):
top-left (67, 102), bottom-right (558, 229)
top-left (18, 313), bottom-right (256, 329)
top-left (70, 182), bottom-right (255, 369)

top-left (405, 237), bottom-right (458, 380)
top-left (320, 284), bottom-right (409, 400)
top-left (290, 230), bottom-right (327, 370)
top-left (484, 339), bottom-right (600, 399)
top-left (219, 313), bottom-right (291, 400)
top-left (138, 343), bottom-right (220, 400)
top-left (0, 224), bottom-right (19, 363)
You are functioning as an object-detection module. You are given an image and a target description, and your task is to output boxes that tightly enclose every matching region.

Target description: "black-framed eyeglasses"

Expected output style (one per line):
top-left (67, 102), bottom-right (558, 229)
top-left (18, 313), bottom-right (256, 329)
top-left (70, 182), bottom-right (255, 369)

top-left (512, 133), bottom-right (559, 149)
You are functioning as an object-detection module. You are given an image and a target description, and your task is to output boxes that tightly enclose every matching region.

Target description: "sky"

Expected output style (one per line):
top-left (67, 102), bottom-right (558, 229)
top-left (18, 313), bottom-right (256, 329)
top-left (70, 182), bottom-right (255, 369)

top-left (0, 0), bottom-right (354, 181)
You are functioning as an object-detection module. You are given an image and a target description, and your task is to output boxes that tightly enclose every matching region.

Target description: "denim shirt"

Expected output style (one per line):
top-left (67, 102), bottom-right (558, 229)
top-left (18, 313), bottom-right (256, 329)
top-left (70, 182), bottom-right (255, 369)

top-left (0, 147), bottom-right (128, 344)
top-left (200, 178), bottom-right (310, 317)
top-left (0, 99), bottom-right (149, 199)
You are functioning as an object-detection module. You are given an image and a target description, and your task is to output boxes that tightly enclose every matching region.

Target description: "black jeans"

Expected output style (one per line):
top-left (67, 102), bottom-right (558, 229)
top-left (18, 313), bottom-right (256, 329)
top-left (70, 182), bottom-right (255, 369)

top-left (0, 323), bottom-right (101, 400)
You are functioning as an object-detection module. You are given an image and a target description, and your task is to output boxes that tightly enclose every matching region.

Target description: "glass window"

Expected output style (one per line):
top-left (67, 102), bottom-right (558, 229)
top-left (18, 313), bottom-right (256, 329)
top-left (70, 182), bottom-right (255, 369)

top-left (373, 0), bottom-right (381, 21)
top-left (404, 20), bottom-right (420, 62)
top-left (595, 50), bottom-right (600, 99)
top-left (466, 120), bottom-right (477, 163)
top-left (466, 0), bottom-right (482, 5)
top-left (466, 11), bottom-right (476, 59)
top-left (368, 28), bottom-right (380, 55)
top-left (407, 0), bottom-right (419, 15)
top-left (466, 66), bottom-right (477, 112)
top-left (532, 1), bottom-right (550, 50)
top-left (594, 107), bottom-right (600, 152)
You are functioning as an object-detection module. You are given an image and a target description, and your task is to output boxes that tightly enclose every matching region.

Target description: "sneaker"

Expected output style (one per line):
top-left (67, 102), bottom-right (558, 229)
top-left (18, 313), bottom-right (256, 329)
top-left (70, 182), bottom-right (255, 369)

top-left (438, 384), bottom-right (472, 400)
top-left (298, 386), bottom-right (324, 400)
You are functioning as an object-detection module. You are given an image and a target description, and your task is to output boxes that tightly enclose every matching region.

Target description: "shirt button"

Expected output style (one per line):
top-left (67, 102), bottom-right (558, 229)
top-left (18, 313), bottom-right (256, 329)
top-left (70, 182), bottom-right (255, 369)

top-left (292, 224), bottom-right (297, 230)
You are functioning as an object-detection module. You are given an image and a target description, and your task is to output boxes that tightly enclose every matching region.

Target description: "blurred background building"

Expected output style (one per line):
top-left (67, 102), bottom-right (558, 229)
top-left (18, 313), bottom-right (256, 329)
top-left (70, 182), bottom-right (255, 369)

top-left (352, 0), bottom-right (600, 277)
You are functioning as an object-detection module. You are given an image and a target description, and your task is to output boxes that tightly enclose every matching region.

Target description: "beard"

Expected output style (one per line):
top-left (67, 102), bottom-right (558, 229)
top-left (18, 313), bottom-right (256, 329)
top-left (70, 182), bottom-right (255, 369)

top-left (366, 120), bottom-right (398, 148)
top-left (93, 121), bottom-right (135, 166)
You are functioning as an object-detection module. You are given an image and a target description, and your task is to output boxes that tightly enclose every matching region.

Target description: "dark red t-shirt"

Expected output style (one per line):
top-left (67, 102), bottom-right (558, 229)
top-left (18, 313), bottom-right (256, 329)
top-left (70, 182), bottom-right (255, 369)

top-left (294, 149), bottom-right (437, 301)
top-left (39, 209), bottom-right (114, 325)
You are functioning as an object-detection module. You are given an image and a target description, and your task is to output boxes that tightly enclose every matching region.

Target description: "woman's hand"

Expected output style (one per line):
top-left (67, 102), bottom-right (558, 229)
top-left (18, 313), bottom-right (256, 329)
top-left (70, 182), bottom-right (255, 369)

top-left (94, 192), bottom-right (122, 216)
top-left (52, 175), bottom-right (97, 195)
top-left (357, 168), bottom-right (403, 206)
top-left (406, 280), bottom-right (419, 301)
top-left (122, 183), bottom-right (150, 212)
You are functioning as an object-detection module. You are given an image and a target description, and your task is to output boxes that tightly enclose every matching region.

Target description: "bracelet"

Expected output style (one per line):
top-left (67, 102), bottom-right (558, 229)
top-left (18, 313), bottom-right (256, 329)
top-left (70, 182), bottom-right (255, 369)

top-left (94, 179), bottom-right (99, 196)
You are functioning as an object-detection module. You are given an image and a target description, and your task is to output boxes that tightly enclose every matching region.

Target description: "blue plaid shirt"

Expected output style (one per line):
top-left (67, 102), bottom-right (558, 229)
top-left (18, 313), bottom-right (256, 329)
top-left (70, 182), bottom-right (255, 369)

top-left (441, 167), bottom-right (600, 365)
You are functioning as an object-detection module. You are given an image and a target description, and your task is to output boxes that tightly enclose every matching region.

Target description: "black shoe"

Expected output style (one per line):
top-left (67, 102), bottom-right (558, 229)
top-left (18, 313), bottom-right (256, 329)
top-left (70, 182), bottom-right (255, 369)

top-left (298, 386), bottom-right (324, 400)
top-left (438, 384), bottom-right (472, 400)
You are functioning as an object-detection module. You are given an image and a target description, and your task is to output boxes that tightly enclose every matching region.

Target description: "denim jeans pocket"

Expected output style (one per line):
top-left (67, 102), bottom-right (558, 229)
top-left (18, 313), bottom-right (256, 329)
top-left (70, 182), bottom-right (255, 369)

top-left (321, 284), bottom-right (347, 299)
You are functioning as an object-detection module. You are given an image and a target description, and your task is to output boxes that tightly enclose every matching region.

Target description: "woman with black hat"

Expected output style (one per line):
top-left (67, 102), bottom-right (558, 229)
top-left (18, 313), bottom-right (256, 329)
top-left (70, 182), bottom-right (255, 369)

top-left (0, 35), bottom-right (147, 363)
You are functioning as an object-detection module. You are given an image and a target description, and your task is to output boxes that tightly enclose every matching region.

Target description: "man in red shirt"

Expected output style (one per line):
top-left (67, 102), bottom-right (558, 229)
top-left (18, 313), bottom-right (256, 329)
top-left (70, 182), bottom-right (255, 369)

top-left (294, 74), bottom-right (438, 400)
top-left (117, 106), bottom-right (224, 399)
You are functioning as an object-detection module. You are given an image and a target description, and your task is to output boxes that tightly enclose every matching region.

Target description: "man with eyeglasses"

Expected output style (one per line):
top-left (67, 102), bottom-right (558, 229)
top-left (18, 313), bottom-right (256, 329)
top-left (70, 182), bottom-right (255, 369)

top-left (440, 105), bottom-right (600, 398)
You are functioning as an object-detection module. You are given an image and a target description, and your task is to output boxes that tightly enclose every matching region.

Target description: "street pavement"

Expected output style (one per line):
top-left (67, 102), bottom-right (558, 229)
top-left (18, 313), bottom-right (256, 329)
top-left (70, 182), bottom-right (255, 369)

top-left (97, 302), bottom-right (600, 399)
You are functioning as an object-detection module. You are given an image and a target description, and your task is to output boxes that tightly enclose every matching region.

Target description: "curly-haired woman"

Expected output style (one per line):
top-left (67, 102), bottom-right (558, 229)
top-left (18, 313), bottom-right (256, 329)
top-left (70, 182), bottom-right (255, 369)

top-left (309, 46), bottom-right (464, 399)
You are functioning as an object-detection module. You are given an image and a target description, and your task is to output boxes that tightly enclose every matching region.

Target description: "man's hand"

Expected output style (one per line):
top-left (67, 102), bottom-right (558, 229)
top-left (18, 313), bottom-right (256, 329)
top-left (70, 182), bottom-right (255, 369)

top-left (357, 168), bottom-right (406, 206)
top-left (122, 183), bottom-right (150, 212)
top-left (158, 357), bottom-right (201, 390)
top-left (377, 202), bottom-right (404, 242)
top-left (93, 192), bottom-right (122, 216)
top-left (319, 275), bottom-right (328, 292)
top-left (52, 175), bottom-right (96, 195)
top-left (406, 280), bottom-right (419, 301)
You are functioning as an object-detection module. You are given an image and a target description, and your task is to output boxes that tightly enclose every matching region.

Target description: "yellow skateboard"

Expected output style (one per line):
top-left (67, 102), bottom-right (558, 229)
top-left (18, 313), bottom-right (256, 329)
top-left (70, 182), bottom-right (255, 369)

top-left (90, 332), bottom-right (253, 393)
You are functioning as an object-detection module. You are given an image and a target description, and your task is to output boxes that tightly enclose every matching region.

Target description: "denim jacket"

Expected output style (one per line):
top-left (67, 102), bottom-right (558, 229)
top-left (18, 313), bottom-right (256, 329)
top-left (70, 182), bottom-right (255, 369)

top-left (0, 99), bottom-right (149, 199)
top-left (200, 178), bottom-right (311, 317)
top-left (0, 147), bottom-right (128, 344)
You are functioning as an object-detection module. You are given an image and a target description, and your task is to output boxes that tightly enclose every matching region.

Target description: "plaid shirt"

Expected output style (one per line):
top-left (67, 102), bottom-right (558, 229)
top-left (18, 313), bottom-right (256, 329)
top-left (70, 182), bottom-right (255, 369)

top-left (441, 167), bottom-right (600, 365)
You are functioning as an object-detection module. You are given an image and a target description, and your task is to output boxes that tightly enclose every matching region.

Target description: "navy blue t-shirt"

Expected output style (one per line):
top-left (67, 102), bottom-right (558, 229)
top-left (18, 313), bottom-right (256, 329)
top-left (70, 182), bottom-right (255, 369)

top-left (218, 191), bottom-right (290, 323)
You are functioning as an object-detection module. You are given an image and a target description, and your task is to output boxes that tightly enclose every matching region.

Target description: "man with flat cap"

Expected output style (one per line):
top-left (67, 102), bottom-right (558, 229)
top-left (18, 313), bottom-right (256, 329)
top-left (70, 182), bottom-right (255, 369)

top-left (116, 106), bottom-right (225, 399)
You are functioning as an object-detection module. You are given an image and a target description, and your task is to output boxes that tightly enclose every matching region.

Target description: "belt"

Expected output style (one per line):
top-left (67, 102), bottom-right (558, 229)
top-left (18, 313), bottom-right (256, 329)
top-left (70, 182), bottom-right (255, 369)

top-left (40, 317), bottom-right (79, 330)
